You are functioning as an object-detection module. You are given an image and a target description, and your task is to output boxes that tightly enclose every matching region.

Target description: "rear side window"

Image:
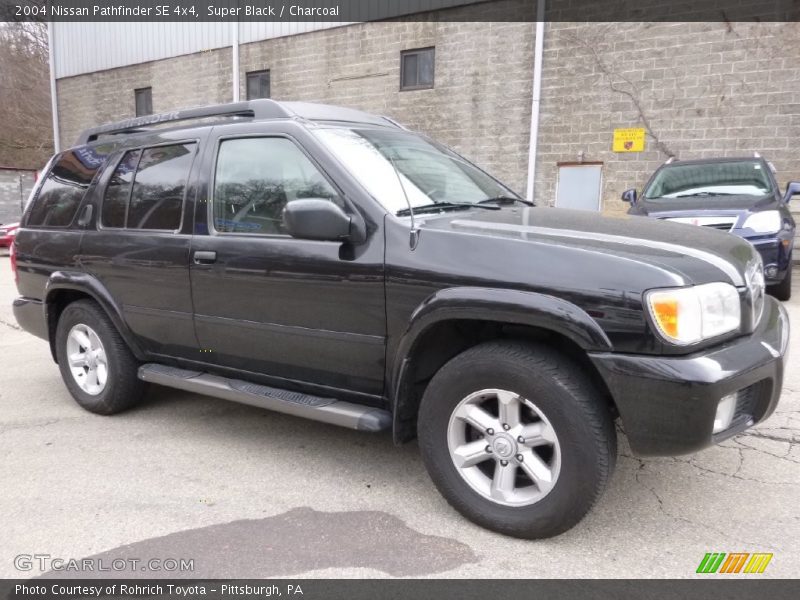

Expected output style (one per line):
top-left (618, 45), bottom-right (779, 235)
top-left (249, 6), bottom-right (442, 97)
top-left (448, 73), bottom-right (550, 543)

top-left (27, 151), bottom-right (100, 227)
top-left (101, 143), bottom-right (195, 231)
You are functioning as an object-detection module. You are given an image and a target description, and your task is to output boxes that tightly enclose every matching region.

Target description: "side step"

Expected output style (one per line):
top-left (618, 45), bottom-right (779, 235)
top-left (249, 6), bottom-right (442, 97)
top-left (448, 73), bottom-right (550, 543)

top-left (137, 363), bottom-right (391, 433)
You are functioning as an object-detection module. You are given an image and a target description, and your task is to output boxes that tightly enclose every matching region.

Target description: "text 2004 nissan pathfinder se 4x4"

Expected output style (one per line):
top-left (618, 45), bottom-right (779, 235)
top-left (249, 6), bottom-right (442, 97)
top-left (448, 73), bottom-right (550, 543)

top-left (11, 101), bottom-right (788, 538)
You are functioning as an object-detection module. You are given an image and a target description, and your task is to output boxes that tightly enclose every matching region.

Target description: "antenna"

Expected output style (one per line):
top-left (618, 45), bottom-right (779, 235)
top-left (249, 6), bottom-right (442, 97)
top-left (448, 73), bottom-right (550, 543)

top-left (387, 154), bottom-right (420, 250)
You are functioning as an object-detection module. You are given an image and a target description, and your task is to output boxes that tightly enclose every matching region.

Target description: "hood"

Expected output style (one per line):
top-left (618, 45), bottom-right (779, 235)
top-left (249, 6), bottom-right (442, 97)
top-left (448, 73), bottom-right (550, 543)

top-left (416, 206), bottom-right (759, 287)
top-left (631, 194), bottom-right (776, 216)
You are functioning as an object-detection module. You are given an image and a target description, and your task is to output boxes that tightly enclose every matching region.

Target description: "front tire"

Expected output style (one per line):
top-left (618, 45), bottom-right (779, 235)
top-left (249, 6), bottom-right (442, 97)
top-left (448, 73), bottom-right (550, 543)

top-left (417, 341), bottom-right (616, 539)
top-left (55, 300), bottom-right (146, 415)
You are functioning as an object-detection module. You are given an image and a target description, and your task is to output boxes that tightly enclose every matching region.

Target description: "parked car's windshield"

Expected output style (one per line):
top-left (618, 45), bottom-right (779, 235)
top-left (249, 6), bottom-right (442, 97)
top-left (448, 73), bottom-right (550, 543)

top-left (312, 126), bottom-right (518, 214)
top-left (643, 160), bottom-right (773, 200)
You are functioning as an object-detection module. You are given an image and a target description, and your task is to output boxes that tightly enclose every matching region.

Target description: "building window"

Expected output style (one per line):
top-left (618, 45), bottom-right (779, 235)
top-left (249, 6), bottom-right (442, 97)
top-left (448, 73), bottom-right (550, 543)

top-left (134, 87), bottom-right (152, 116)
top-left (400, 47), bottom-right (435, 91)
top-left (246, 70), bottom-right (271, 100)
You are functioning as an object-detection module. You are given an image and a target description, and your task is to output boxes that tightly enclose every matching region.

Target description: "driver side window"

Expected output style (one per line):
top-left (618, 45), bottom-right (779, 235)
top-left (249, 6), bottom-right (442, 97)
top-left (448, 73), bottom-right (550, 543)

top-left (213, 137), bottom-right (340, 235)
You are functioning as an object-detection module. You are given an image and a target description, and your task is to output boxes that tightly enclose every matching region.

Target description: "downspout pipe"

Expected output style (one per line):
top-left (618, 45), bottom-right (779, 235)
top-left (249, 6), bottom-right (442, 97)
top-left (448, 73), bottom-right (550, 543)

top-left (232, 21), bottom-right (240, 102)
top-left (525, 0), bottom-right (545, 202)
top-left (47, 22), bottom-right (60, 154)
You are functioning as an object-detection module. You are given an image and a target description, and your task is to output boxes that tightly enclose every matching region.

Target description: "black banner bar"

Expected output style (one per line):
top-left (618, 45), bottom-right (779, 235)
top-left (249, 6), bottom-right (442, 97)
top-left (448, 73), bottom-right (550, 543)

top-left (1, 579), bottom-right (800, 600)
top-left (1, 0), bottom-right (799, 23)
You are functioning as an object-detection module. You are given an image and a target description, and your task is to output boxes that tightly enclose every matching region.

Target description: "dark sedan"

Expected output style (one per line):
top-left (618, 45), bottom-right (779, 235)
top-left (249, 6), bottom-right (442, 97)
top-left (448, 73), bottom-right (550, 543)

top-left (623, 156), bottom-right (798, 300)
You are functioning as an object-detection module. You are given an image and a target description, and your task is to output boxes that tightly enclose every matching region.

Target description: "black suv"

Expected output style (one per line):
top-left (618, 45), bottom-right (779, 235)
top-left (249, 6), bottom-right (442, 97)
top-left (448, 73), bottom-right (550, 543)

top-left (11, 100), bottom-right (789, 538)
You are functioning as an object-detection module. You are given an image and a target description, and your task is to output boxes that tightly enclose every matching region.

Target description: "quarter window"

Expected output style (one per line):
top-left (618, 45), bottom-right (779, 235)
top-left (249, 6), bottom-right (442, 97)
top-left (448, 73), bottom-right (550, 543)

top-left (27, 151), bottom-right (100, 227)
top-left (213, 137), bottom-right (340, 235)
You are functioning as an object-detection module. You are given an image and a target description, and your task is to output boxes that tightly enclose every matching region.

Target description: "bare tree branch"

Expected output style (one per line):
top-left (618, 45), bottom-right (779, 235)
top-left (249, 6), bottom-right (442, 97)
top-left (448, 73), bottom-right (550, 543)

top-left (0, 21), bottom-right (53, 167)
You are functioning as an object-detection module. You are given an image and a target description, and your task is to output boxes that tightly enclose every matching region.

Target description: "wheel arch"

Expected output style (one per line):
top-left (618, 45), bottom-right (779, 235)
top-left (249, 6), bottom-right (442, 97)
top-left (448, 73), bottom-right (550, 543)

top-left (390, 287), bottom-right (616, 444)
top-left (45, 271), bottom-right (146, 363)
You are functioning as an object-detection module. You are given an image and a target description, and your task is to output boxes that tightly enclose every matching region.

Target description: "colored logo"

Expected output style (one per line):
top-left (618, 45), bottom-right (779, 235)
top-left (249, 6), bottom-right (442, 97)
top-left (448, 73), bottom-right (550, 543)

top-left (696, 552), bottom-right (773, 574)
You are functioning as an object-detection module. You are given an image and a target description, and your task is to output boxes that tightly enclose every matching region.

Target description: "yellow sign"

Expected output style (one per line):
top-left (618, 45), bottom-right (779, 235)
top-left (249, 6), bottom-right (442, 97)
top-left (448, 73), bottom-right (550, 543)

top-left (613, 128), bottom-right (646, 152)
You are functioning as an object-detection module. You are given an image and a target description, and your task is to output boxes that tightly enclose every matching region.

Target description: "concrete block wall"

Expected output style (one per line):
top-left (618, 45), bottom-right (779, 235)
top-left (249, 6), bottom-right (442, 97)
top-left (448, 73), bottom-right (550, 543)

top-left (55, 17), bottom-right (800, 220)
top-left (534, 22), bottom-right (800, 214)
top-left (58, 47), bottom-right (233, 150)
top-left (238, 20), bottom-right (535, 193)
top-left (56, 3), bottom-right (536, 194)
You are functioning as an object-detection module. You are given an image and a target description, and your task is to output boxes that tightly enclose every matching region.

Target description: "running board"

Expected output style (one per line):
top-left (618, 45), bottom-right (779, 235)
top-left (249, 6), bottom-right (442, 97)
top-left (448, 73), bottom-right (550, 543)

top-left (137, 363), bottom-right (391, 432)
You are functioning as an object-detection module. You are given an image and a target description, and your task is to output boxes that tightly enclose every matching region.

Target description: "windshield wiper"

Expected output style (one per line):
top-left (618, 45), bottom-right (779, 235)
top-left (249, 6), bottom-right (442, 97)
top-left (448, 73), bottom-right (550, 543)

top-left (477, 196), bottom-right (535, 207)
top-left (396, 202), bottom-right (501, 217)
top-left (676, 192), bottom-right (733, 197)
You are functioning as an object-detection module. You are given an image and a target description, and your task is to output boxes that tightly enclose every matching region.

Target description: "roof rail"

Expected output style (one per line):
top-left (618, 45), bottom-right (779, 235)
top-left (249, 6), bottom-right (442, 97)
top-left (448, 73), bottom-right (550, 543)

top-left (665, 156), bottom-right (677, 164)
top-left (75, 99), bottom-right (291, 145)
top-left (381, 115), bottom-right (408, 130)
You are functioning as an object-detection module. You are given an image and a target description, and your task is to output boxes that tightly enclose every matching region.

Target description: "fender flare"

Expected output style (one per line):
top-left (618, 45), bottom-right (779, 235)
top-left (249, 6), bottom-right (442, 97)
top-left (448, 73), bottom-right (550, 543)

top-left (389, 287), bottom-right (613, 442)
top-left (44, 271), bottom-right (146, 362)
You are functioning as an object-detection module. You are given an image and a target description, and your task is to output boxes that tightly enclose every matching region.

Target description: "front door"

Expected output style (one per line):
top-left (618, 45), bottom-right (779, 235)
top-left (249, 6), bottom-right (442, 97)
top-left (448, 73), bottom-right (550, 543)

top-left (189, 124), bottom-right (386, 397)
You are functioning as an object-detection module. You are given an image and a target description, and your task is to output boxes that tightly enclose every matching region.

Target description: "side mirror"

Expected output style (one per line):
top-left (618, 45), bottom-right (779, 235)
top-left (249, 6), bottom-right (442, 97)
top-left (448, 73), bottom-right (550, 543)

top-left (621, 188), bottom-right (638, 204)
top-left (283, 199), bottom-right (353, 242)
top-left (783, 181), bottom-right (800, 203)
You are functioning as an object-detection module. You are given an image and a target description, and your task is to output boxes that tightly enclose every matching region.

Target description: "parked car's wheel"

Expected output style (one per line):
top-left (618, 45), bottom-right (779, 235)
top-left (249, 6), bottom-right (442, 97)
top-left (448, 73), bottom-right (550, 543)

top-left (55, 299), bottom-right (146, 415)
top-left (417, 341), bottom-right (616, 539)
top-left (768, 263), bottom-right (792, 301)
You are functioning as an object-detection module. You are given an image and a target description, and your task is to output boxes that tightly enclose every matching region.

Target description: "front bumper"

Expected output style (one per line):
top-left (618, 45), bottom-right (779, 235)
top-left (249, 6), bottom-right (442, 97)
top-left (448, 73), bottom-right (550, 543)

top-left (590, 296), bottom-right (789, 456)
top-left (742, 234), bottom-right (793, 283)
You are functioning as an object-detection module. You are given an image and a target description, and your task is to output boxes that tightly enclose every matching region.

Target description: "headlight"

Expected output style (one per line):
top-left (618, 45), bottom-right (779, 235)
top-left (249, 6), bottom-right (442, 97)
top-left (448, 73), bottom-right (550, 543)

top-left (646, 282), bottom-right (741, 345)
top-left (742, 210), bottom-right (781, 234)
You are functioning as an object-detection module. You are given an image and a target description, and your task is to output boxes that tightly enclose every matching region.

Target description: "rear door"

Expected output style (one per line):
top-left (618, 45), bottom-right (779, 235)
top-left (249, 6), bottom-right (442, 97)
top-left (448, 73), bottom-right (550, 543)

top-left (79, 136), bottom-right (202, 359)
top-left (188, 122), bottom-right (386, 398)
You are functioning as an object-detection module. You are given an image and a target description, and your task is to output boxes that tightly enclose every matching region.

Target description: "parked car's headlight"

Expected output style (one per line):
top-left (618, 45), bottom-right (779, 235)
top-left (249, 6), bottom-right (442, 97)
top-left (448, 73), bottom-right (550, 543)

top-left (742, 210), bottom-right (781, 234)
top-left (646, 282), bottom-right (741, 345)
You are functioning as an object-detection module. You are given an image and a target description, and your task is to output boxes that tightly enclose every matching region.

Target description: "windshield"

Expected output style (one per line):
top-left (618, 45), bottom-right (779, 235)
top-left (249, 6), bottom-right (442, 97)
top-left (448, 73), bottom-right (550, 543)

top-left (643, 160), bottom-right (773, 199)
top-left (312, 127), bottom-right (518, 214)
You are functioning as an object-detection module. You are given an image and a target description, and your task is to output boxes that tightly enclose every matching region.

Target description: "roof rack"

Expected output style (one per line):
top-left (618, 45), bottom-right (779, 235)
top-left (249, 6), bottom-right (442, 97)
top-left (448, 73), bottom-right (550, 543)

top-left (75, 99), bottom-right (291, 145)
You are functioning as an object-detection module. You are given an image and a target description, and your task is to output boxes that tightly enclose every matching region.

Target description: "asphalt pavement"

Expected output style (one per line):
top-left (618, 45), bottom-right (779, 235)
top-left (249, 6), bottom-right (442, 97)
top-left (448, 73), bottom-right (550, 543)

top-left (0, 254), bottom-right (798, 578)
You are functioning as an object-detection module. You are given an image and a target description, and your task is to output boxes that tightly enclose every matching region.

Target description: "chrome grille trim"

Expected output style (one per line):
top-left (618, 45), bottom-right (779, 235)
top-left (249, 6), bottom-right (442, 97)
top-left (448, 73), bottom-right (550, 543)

top-left (662, 216), bottom-right (738, 232)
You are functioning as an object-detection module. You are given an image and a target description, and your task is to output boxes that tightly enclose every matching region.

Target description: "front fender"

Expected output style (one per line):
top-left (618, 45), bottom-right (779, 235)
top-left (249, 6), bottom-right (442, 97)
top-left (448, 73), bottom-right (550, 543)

top-left (389, 287), bottom-right (613, 442)
top-left (44, 271), bottom-right (146, 361)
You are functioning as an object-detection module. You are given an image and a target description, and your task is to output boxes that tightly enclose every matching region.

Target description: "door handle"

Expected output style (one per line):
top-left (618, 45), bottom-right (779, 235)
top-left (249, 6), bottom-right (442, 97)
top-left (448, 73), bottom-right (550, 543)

top-left (193, 251), bottom-right (217, 264)
top-left (77, 204), bottom-right (93, 227)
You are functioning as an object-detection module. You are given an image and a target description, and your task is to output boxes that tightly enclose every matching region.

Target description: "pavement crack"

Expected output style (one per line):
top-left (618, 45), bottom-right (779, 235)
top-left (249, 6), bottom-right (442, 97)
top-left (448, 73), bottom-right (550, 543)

top-left (0, 418), bottom-right (62, 434)
top-left (620, 454), bottom-right (781, 550)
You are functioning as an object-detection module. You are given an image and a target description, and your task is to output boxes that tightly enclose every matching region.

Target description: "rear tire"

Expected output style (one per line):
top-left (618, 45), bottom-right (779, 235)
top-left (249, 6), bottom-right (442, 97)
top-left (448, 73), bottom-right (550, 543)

top-left (769, 264), bottom-right (792, 301)
top-left (55, 300), bottom-right (146, 415)
top-left (417, 341), bottom-right (616, 539)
